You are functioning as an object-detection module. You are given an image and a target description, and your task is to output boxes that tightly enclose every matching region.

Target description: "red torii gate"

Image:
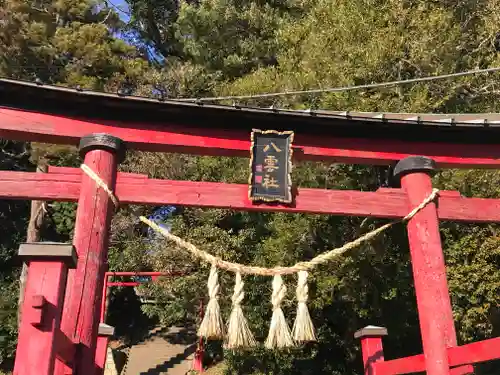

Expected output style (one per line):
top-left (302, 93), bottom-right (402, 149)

top-left (1, 78), bottom-right (500, 375)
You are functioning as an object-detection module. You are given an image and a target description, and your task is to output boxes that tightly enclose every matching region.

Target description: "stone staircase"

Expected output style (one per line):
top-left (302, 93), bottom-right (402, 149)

top-left (121, 326), bottom-right (197, 375)
top-left (104, 347), bottom-right (119, 375)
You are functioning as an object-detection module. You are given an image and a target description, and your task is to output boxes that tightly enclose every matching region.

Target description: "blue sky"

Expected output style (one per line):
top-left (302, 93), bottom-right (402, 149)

top-left (106, 0), bottom-right (165, 62)
top-left (107, 0), bottom-right (130, 22)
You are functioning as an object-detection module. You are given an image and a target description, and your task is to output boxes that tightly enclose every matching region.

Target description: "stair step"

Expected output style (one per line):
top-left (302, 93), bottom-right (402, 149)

top-left (122, 325), bottom-right (197, 375)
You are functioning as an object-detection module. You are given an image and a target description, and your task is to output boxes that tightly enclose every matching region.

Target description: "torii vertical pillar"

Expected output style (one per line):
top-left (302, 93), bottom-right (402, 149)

top-left (394, 156), bottom-right (457, 375)
top-left (354, 325), bottom-right (388, 375)
top-left (55, 134), bottom-right (125, 375)
top-left (13, 243), bottom-right (77, 375)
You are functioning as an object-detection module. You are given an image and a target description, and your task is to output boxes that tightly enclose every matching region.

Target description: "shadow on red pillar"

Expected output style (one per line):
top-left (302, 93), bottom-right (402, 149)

top-left (55, 134), bottom-right (125, 375)
top-left (394, 156), bottom-right (457, 375)
top-left (354, 325), bottom-right (388, 375)
top-left (14, 243), bottom-right (77, 375)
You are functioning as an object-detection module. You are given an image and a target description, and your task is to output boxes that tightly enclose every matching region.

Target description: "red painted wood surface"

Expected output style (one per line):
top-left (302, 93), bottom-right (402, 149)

top-left (54, 149), bottom-right (118, 375)
top-left (107, 282), bottom-right (144, 286)
top-left (375, 357), bottom-right (474, 375)
top-left (448, 336), bottom-right (500, 365)
top-left (14, 262), bottom-right (69, 375)
top-left (54, 326), bottom-right (76, 370)
top-left (119, 179), bottom-right (409, 217)
top-left (27, 295), bottom-right (45, 326)
top-left (2, 107), bottom-right (500, 168)
top-left (376, 187), bottom-right (462, 197)
top-left (375, 353), bottom-right (425, 374)
top-left (94, 336), bottom-right (108, 375)
top-left (105, 271), bottom-right (183, 276)
top-left (47, 166), bottom-right (147, 179)
top-left (374, 337), bottom-right (500, 374)
top-left (400, 171), bottom-right (456, 375)
top-left (194, 299), bottom-right (205, 373)
top-left (359, 337), bottom-right (385, 375)
top-left (2, 169), bottom-right (500, 222)
top-left (450, 365), bottom-right (475, 375)
top-left (100, 275), bottom-right (109, 325)
top-left (193, 350), bottom-right (204, 373)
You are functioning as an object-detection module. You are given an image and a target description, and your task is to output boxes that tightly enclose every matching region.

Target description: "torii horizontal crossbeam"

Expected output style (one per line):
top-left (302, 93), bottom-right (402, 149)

top-left (375, 336), bottom-right (500, 374)
top-left (1, 107), bottom-right (500, 168)
top-left (1, 167), bottom-right (499, 222)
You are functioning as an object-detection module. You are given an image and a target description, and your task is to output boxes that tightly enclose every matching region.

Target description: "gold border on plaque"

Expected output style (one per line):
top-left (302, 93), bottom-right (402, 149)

top-left (248, 129), bottom-right (295, 203)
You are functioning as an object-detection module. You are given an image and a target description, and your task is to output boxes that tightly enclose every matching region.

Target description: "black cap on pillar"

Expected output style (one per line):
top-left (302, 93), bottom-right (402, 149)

top-left (354, 325), bottom-right (388, 339)
top-left (79, 133), bottom-right (127, 163)
top-left (393, 156), bottom-right (437, 181)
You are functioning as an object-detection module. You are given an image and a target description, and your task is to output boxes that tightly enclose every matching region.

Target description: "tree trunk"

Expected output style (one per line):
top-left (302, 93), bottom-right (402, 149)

top-left (18, 164), bottom-right (47, 326)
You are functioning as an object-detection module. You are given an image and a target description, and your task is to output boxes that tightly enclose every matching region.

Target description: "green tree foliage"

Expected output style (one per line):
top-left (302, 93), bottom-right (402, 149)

top-left (0, 0), bottom-right (151, 91)
top-left (174, 0), bottom-right (291, 78)
top-left (222, 0), bottom-right (500, 111)
top-left (122, 0), bottom-right (301, 98)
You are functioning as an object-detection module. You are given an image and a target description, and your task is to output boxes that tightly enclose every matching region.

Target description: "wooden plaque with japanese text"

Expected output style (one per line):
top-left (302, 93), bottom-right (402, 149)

top-left (249, 129), bottom-right (294, 203)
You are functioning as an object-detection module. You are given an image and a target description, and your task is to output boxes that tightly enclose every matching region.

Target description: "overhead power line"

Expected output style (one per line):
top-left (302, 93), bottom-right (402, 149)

top-left (104, 0), bottom-right (130, 17)
top-left (175, 66), bottom-right (500, 103)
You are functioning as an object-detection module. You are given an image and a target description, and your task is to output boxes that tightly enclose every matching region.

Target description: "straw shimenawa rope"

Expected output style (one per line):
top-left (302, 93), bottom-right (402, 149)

top-left (139, 188), bottom-right (439, 276)
top-left (292, 271), bottom-right (316, 342)
top-left (81, 164), bottom-right (119, 208)
top-left (225, 272), bottom-right (257, 349)
top-left (265, 275), bottom-right (294, 349)
top-left (198, 265), bottom-right (225, 339)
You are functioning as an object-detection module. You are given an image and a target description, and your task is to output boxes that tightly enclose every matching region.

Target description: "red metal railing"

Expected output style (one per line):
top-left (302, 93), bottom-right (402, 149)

top-left (100, 271), bottom-right (185, 322)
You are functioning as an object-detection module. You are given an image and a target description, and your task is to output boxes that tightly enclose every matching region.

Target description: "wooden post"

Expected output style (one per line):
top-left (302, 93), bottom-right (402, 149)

top-left (354, 325), bottom-right (387, 375)
top-left (14, 243), bottom-right (77, 375)
top-left (193, 298), bottom-right (205, 373)
top-left (394, 156), bottom-right (456, 375)
top-left (100, 274), bottom-right (110, 323)
top-left (18, 164), bottom-right (48, 325)
top-left (55, 134), bottom-right (125, 375)
top-left (95, 324), bottom-right (115, 375)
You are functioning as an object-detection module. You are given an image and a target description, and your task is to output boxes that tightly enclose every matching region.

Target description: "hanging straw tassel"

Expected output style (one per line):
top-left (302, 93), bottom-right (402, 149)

top-left (292, 271), bottom-right (316, 342)
top-left (265, 275), bottom-right (294, 349)
top-left (224, 272), bottom-right (257, 349)
top-left (198, 265), bottom-right (225, 340)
